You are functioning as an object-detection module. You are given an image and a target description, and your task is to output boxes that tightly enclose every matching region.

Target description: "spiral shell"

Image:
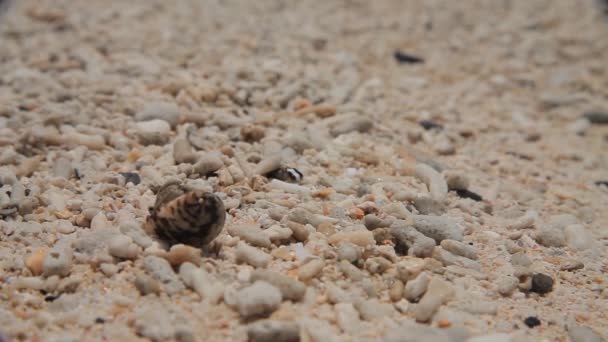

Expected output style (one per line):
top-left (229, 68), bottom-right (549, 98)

top-left (144, 181), bottom-right (226, 247)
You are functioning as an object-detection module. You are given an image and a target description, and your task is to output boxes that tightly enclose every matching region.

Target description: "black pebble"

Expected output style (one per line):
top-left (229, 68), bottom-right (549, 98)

top-left (44, 294), bottom-right (59, 302)
top-left (419, 120), bottom-right (443, 131)
top-left (119, 172), bottom-right (141, 185)
top-left (595, 181), bottom-right (608, 187)
top-left (530, 273), bottom-right (554, 294)
top-left (394, 51), bottom-right (424, 64)
top-left (524, 316), bottom-right (541, 328)
top-left (454, 189), bottom-right (483, 201)
top-left (95, 317), bottom-right (105, 324)
top-left (583, 111), bottom-right (608, 124)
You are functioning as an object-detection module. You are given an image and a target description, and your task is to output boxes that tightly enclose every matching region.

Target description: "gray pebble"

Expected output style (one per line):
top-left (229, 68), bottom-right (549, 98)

top-left (412, 215), bottom-right (463, 243)
top-left (142, 255), bottom-right (185, 296)
top-left (412, 294), bottom-right (442, 322)
top-left (42, 246), bottom-right (73, 277)
top-left (337, 242), bottom-right (361, 263)
top-left (404, 272), bottom-right (430, 302)
top-left (560, 258), bottom-right (584, 271)
top-left (568, 325), bottom-right (604, 342)
top-left (583, 111), bottom-right (608, 124)
top-left (363, 214), bottom-right (393, 230)
top-left (247, 320), bottom-right (300, 342)
top-left (235, 281), bottom-right (282, 318)
top-left (440, 240), bottom-right (477, 260)
top-left (235, 242), bottom-right (271, 268)
top-left (250, 269), bottom-right (306, 301)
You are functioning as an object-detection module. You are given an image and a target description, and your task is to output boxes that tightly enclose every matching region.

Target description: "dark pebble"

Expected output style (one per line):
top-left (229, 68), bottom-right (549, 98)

top-left (95, 317), bottom-right (106, 324)
top-left (530, 273), bottom-right (554, 294)
top-left (119, 172), bottom-right (141, 185)
top-left (44, 294), bottom-right (59, 302)
top-left (394, 51), bottom-right (424, 64)
top-left (595, 181), bottom-right (608, 187)
top-left (419, 120), bottom-right (443, 131)
top-left (524, 316), bottom-right (541, 328)
top-left (583, 111), bottom-right (608, 124)
top-left (454, 189), bottom-right (483, 201)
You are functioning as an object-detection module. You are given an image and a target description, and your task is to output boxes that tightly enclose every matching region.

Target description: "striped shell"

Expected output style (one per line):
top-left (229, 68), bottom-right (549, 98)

top-left (145, 182), bottom-right (226, 247)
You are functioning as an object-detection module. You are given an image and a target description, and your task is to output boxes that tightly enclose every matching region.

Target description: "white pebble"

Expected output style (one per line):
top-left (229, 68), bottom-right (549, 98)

top-left (235, 242), bottom-right (271, 268)
top-left (235, 281), bottom-right (282, 318)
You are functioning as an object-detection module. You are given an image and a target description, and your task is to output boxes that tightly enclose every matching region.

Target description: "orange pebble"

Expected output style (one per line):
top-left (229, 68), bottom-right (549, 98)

top-left (437, 319), bottom-right (452, 328)
top-left (25, 248), bottom-right (47, 276)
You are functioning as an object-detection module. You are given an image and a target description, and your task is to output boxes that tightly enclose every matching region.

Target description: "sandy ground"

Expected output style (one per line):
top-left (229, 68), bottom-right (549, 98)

top-left (0, 0), bottom-right (607, 341)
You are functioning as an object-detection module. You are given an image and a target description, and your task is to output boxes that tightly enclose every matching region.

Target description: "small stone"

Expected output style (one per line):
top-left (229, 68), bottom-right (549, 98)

top-left (432, 247), bottom-right (481, 270)
top-left (508, 210), bottom-right (537, 230)
top-left (329, 114), bottom-right (373, 136)
top-left (328, 231), bottom-right (374, 247)
top-left (108, 235), bottom-right (139, 259)
top-left (52, 157), bottom-right (73, 179)
top-left (568, 118), bottom-right (591, 135)
top-left (583, 111), bottom-right (608, 124)
top-left (412, 294), bottom-right (442, 322)
top-left (179, 263), bottom-right (222, 303)
top-left (142, 255), bottom-right (185, 296)
top-left (564, 224), bottom-right (594, 250)
top-left (335, 303), bottom-right (361, 334)
top-left (530, 273), bottom-right (554, 294)
top-left (119, 172), bottom-right (141, 185)
top-left (286, 221), bottom-right (310, 242)
top-left (467, 333), bottom-right (511, 342)
top-left (235, 242), bottom-right (271, 268)
top-left (412, 215), bottom-right (463, 243)
top-left (404, 272), bottom-right (430, 302)
top-left (250, 269), bottom-right (306, 301)
top-left (496, 275), bottom-right (519, 296)
top-left (228, 224), bottom-right (272, 249)
top-left (534, 225), bottom-right (566, 247)
top-left (136, 102), bottom-right (181, 126)
top-left (166, 244), bottom-right (202, 267)
top-left (42, 246), bottom-right (73, 277)
top-left (444, 171), bottom-right (470, 191)
top-left (390, 223), bottom-right (436, 258)
top-left (263, 225), bottom-right (292, 244)
top-left (135, 120), bottom-right (171, 145)
top-left (412, 195), bottom-right (446, 215)
top-left (395, 258), bottom-right (425, 282)
top-left (440, 240), bottom-right (477, 260)
top-left (389, 280), bottom-right (405, 302)
top-left (336, 242), bottom-right (361, 263)
top-left (235, 281), bottom-right (282, 318)
top-left (25, 248), bottom-right (47, 276)
top-left (339, 260), bottom-right (365, 281)
top-left (100, 263), bottom-right (118, 277)
top-left (568, 325), bottom-right (603, 342)
top-left (134, 273), bottom-right (162, 295)
top-left (246, 320), bottom-right (299, 342)
top-left (192, 152), bottom-right (224, 176)
top-left (364, 257), bottom-right (392, 274)
top-left (241, 124), bottom-right (266, 142)
top-left (173, 138), bottom-right (197, 164)
top-left (355, 298), bottom-right (397, 321)
top-left (560, 259), bottom-right (584, 271)
top-left (523, 316), bottom-right (541, 328)
top-left (298, 259), bottom-right (325, 282)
